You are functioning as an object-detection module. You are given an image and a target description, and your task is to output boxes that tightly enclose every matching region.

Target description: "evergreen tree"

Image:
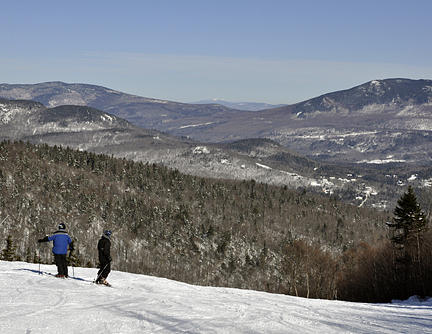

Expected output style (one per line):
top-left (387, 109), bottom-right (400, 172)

top-left (391, 186), bottom-right (427, 252)
top-left (388, 186), bottom-right (429, 298)
top-left (2, 235), bottom-right (17, 261)
top-left (25, 248), bottom-right (32, 263)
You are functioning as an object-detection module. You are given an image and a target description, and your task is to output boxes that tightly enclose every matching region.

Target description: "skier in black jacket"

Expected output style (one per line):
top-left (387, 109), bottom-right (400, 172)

top-left (96, 230), bottom-right (112, 285)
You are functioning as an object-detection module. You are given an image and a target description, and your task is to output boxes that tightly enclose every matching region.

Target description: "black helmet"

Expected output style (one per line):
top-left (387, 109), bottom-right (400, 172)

top-left (103, 230), bottom-right (112, 238)
top-left (58, 223), bottom-right (66, 231)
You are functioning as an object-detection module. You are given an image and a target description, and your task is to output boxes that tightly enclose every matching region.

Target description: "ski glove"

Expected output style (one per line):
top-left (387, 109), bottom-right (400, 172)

top-left (38, 236), bottom-right (49, 243)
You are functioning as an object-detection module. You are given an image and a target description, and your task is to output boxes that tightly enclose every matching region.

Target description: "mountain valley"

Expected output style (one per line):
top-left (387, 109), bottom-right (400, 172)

top-left (1, 79), bottom-right (432, 209)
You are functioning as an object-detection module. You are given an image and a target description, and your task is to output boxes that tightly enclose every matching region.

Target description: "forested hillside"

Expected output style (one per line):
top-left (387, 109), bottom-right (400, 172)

top-left (2, 140), bottom-right (429, 301)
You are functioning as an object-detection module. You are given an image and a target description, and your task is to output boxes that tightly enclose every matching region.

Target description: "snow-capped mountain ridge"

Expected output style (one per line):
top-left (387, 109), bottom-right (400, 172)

top-left (0, 98), bottom-right (133, 139)
top-left (285, 78), bottom-right (432, 118)
top-left (2, 78), bottom-right (431, 165)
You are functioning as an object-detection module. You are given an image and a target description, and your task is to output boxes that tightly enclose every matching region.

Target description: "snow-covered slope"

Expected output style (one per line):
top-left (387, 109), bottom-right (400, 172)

top-left (1, 261), bottom-right (431, 334)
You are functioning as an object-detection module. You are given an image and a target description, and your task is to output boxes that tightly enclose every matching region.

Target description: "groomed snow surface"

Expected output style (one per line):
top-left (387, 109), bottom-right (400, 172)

top-left (1, 261), bottom-right (431, 334)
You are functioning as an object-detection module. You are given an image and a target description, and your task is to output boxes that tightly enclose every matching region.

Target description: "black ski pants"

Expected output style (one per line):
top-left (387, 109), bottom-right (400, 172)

top-left (98, 261), bottom-right (111, 280)
top-left (54, 253), bottom-right (68, 276)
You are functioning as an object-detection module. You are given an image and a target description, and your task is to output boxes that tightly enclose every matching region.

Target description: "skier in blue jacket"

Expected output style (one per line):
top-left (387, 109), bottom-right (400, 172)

top-left (38, 223), bottom-right (74, 278)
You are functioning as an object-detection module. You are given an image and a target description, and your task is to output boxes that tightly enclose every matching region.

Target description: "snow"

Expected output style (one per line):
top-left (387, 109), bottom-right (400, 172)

top-left (192, 146), bottom-right (210, 154)
top-left (1, 261), bottom-right (432, 334)
top-left (0, 105), bottom-right (26, 124)
top-left (357, 158), bottom-right (406, 164)
top-left (358, 186), bottom-right (378, 207)
top-left (256, 162), bottom-right (272, 170)
top-left (179, 122), bottom-right (215, 129)
top-left (100, 114), bottom-right (114, 122)
top-left (422, 178), bottom-right (432, 187)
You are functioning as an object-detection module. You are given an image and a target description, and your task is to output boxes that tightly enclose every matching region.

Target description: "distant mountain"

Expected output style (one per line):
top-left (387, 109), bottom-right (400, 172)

top-left (0, 97), bottom-right (193, 159)
top-left (4, 96), bottom-right (426, 210)
top-left (263, 78), bottom-right (432, 164)
top-left (275, 78), bottom-right (432, 116)
top-left (3, 79), bottom-right (432, 209)
top-left (174, 78), bottom-right (432, 165)
top-left (191, 99), bottom-right (285, 111)
top-left (0, 97), bottom-right (329, 195)
top-left (2, 79), bottom-right (432, 165)
top-left (0, 81), bottom-right (247, 133)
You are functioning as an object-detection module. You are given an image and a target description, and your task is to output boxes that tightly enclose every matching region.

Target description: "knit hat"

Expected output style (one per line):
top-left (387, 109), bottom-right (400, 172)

top-left (58, 223), bottom-right (66, 231)
top-left (103, 230), bottom-right (112, 239)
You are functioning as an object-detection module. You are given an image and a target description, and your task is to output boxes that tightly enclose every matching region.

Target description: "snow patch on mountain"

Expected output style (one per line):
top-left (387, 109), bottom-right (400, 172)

top-left (47, 94), bottom-right (87, 107)
top-left (0, 104), bottom-right (19, 124)
top-left (180, 122), bottom-right (215, 129)
top-left (100, 114), bottom-right (114, 122)
top-left (33, 121), bottom-right (110, 134)
top-left (357, 158), bottom-right (407, 164)
top-left (256, 162), bottom-right (272, 170)
top-left (193, 146), bottom-right (210, 154)
top-left (422, 178), bottom-right (432, 187)
top-left (0, 104), bottom-right (33, 124)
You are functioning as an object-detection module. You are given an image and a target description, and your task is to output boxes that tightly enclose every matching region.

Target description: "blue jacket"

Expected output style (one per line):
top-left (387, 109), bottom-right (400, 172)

top-left (48, 231), bottom-right (73, 255)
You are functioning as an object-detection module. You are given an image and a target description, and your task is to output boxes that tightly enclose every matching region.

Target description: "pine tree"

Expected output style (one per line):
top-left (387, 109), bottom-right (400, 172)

top-left (2, 235), bottom-right (17, 261)
top-left (390, 186), bottom-right (427, 254)
top-left (388, 186), bottom-right (429, 298)
top-left (25, 247), bottom-right (32, 263)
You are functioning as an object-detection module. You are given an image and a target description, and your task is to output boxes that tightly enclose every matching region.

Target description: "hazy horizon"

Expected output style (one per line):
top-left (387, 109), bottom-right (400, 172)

top-left (1, 0), bottom-right (431, 104)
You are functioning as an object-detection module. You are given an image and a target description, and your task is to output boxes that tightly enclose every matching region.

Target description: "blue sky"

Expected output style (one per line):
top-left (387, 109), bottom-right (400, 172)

top-left (1, 0), bottom-right (431, 104)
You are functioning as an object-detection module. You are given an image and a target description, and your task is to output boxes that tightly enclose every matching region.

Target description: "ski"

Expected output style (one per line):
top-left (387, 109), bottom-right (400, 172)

top-left (36, 270), bottom-right (92, 283)
top-left (93, 280), bottom-right (112, 287)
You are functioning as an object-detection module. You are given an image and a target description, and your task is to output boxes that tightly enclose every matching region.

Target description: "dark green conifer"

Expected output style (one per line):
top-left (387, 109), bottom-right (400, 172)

top-left (388, 186), bottom-right (429, 299)
top-left (391, 186), bottom-right (427, 248)
top-left (2, 235), bottom-right (17, 261)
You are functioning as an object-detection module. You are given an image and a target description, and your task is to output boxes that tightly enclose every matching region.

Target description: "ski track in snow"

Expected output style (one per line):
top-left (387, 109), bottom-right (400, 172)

top-left (1, 261), bottom-right (431, 333)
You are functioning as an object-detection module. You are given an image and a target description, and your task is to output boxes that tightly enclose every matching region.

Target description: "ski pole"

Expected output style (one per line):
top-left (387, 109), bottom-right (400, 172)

top-left (68, 242), bottom-right (75, 278)
top-left (69, 239), bottom-right (76, 278)
top-left (37, 245), bottom-right (41, 275)
top-left (68, 254), bottom-right (75, 278)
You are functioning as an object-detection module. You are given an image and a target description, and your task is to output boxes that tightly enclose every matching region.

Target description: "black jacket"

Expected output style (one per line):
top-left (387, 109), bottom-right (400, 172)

top-left (98, 236), bottom-right (111, 264)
